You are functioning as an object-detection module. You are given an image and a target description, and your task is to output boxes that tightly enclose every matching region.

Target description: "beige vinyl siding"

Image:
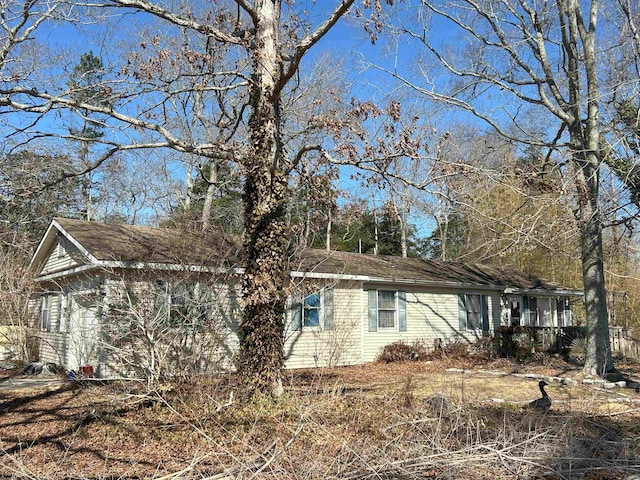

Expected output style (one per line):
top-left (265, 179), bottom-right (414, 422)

top-left (40, 239), bottom-right (85, 275)
top-left (39, 334), bottom-right (67, 365)
top-left (102, 275), bottom-right (242, 375)
top-left (284, 286), bottom-right (362, 369)
top-left (39, 293), bottom-right (68, 365)
top-left (203, 283), bottom-right (241, 371)
top-left (362, 290), bottom-right (503, 363)
top-left (362, 291), bottom-right (454, 362)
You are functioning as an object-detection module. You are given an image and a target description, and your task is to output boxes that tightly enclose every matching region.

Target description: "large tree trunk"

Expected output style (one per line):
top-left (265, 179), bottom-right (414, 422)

top-left (236, 0), bottom-right (288, 396)
top-left (574, 141), bottom-right (613, 375)
top-left (573, 5), bottom-right (614, 376)
top-left (577, 180), bottom-right (613, 375)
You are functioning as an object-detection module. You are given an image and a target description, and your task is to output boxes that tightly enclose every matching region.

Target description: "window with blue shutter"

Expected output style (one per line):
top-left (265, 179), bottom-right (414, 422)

top-left (289, 288), bottom-right (334, 330)
top-left (466, 294), bottom-right (482, 329)
top-left (368, 289), bottom-right (405, 331)
top-left (458, 294), bottom-right (467, 331)
top-left (458, 293), bottom-right (489, 331)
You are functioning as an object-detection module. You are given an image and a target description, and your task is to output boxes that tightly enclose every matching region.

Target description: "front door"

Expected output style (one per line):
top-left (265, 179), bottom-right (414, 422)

top-left (509, 296), bottom-right (522, 326)
top-left (66, 294), bottom-right (98, 371)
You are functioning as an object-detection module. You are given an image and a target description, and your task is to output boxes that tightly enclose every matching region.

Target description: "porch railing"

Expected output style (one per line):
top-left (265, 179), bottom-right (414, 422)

top-left (497, 325), bottom-right (640, 360)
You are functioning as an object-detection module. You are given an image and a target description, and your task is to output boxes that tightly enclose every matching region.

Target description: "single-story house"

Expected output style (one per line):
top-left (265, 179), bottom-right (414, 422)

top-left (29, 218), bottom-right (582, 376)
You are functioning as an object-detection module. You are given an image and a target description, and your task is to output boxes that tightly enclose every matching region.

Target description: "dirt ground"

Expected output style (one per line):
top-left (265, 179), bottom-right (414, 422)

top-left (1, 357), bottom-right (639, 479)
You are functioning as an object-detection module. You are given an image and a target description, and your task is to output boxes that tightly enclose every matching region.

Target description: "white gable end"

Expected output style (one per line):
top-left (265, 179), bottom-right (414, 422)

top-left (39, 237), bottom-right (88, 276)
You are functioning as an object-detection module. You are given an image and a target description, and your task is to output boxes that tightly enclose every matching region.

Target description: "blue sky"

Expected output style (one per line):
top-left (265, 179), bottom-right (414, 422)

top-left (10, 1), bottom-right (480, 237)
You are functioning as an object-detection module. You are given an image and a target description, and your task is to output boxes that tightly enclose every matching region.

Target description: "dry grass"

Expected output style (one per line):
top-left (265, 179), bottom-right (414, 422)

top-left (1, 358), bottom-right (640, 479)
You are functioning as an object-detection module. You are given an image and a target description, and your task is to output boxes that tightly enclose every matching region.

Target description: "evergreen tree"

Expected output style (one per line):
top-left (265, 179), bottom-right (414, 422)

top-left (67, 51), bottom-right (111, 221)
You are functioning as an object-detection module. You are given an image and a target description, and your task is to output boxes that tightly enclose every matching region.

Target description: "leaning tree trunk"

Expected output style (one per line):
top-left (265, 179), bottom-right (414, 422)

top-left (236, 0), bottom-right (288, 396)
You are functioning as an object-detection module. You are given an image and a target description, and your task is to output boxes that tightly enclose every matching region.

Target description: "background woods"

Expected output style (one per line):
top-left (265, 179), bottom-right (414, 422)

top-left (0, 0), bottom-right (638, 393)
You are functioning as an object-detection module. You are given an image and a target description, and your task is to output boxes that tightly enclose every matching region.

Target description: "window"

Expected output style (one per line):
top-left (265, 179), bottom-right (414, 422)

top-left (40, 295), bottom-right (51, 332)
top-left (154, 281), bottom-right (209, 329)
top-left (510, 299), bottom-right (521, 327)
top-left (290, 288), bottom-right (334, 331)
top-left (57, 294), bottom-right (67, 333)
top-left (377, 290), bottom-right (397, 329)
top-left (528, 297), bottom-right (538, 326)
top-left (556, 297), bottom-right (571, 327)
top-left (458, 294), bottom-right (489, 331)
top-left (367, 289), bottom-right (406, 332)
top-left (466, 294), bottom-right (482, 330)
top-left (303, 293), bottom-right (321, 327)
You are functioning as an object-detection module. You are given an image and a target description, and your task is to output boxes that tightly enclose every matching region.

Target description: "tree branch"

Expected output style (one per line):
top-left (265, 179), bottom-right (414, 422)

top-left (274, 0), bottom-right (355, 97)
top-left (106, 0), bottom-right (243, 45)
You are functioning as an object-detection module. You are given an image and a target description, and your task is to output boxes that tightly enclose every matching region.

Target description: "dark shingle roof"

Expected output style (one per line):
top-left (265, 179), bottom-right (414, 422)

top-left (49, 218), bottom-right (577, 293)
top-left (297, 249), bottom-right (571, 291)
top-left (55, 217), bottom-right (238, 267)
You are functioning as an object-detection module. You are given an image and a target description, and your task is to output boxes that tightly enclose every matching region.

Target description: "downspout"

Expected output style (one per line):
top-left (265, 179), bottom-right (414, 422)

top-left (96, 273), bottom-right (108, 378)
top-left (360, 281), bottom-right (365, 364)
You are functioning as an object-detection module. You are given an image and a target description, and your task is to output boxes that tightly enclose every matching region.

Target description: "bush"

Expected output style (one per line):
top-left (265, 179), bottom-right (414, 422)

top-left (428, 338), bottom-right (474, 361)
top-left (498, 326), bottom-right (536, 361)
top-left (568, 337), bottom-right (587, 363)
top-left (377, 340), bottom-right (429, 363)
top-left (471, 336), bottom-right (500, 359)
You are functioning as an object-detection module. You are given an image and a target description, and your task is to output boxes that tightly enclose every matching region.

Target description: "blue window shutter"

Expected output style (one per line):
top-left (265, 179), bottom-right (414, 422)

top-left (290, 298), bottom-right (302, 331)
top-left (368, 290), bottom-right (378, 332)
top-left (398, 291), bottom-right (407, 332)
top-left (522, 296), bottom-right (530, 326)
top-left (481, 294), bottom-right (489, 331)
top-left (323, 288), bottom-right (334, 330)
top-left (458, 294), bottom-right (467, 331)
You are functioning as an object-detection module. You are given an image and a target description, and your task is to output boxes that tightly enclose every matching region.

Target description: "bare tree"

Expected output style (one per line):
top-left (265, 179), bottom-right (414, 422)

top-left (374, 0), bottom-right (640, 375)
top-left (0, 0), bottom-right (404, 395)
top-left (104, 273), bottom-right (240, 389)
top-left (0, 240), bottom-right (38, 363)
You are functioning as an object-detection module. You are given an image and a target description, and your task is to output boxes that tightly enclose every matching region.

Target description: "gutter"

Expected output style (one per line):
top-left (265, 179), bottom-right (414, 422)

top-left (503, 287), bottom-right (583, 297)
top-left (291, 271), bottom-right (505, 291)
top-left (35, 264), bottom-right (98, 282)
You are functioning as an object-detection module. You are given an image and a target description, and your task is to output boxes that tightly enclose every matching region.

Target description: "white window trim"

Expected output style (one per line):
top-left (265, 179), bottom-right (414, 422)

top-left (58, 293), bottom-right (67, 333)
top-left (298, 290), bottom-right (324, 330)
top-left (377, 290), bottom-right (398, 331)
top-left (40, 295), bottom-right (51, 332)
